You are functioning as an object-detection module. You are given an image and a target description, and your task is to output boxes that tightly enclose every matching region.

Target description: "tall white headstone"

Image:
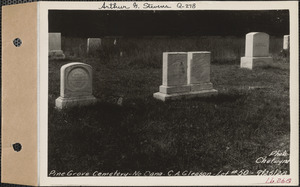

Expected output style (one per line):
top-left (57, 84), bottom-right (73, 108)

top-left (49, 33), bottom-right (65, 60)
top-left (240, 32), bottom-right (273, 69)
top-left (55, 62), bottom-right (97, 109)
top-left (283, 35), bottom-right (290, 51)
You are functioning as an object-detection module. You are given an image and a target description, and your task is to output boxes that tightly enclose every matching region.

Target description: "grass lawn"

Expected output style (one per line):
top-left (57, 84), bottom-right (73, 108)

top-left (48, 41), bottom-right (289, 176)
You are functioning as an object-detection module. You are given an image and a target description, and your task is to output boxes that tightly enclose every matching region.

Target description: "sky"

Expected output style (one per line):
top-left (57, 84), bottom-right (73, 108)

top-left (49, 10), bottom-right (289, 37)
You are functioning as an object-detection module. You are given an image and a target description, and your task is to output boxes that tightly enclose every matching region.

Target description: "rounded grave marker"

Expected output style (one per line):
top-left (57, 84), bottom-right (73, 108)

top-left (55, 62), bottom-right (96, 109)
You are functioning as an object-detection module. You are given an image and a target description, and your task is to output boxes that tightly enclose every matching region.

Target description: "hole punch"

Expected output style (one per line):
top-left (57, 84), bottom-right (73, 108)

top-left (13, 38), bottom-right (22, 47)
top-left (12, 143), bottom-right (22, 152)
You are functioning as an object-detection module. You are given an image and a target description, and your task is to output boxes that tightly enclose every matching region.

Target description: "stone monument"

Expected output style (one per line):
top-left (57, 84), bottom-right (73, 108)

top-left (153, 52), bottom-right (217, 101)
top-left (240, 32), bottom-right (273, 69)
top-left (87, 38), bottom-right (102, 55)
top-left (283, 35), bottom-right (290, 51)
top-left (49, 33), bottom-right (65, 60)
top-left (55, 62), bottom-right (97, 109)
top-left (187, 51), bottom-right (217, 93)
top-left (153, 52), bottom-right (190, 101)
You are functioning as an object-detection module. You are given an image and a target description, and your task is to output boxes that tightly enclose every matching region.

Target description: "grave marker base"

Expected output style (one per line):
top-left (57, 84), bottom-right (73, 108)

top-left (49, 50), bottom-right (65, 60)
top-left (55, 96), bottom-right (97, 109)
top-left (153, 89), bottom-right (218, 101)
top-left (240, 56), bottom-right (273, 70)
top-left (190, 82), bottom-right (213, 92)
top-left (159, 85), bottom-right (190, 94)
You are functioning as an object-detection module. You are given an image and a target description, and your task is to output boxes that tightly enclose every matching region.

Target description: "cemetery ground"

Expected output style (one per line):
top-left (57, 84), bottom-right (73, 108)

top-left (48, 36), bottom-right (289, 176)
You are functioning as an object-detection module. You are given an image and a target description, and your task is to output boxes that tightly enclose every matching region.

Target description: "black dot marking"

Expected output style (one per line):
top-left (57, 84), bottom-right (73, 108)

top-left (13, 38), bottom-right (22, 47)
top-left (13, 143), bottom-right (22, 152)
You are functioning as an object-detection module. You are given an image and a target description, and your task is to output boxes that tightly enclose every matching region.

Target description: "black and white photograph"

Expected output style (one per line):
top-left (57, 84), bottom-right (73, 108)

top-left (1, 1), bottom-right (297, 186)
top-left (43, 1), bottom-right (297, 185)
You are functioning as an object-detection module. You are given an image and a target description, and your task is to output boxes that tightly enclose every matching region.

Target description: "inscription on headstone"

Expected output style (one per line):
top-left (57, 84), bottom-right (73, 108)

top-left (56, 62), bottom-right (96, 109)
top-left (68, 68), bottom-right (89, 91)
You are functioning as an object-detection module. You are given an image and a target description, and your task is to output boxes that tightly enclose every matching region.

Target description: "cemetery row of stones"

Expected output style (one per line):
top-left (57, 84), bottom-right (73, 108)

top-left (50, 32), bottom-right (290, 109)
top-left (50, 33), bottom-right (289, 62)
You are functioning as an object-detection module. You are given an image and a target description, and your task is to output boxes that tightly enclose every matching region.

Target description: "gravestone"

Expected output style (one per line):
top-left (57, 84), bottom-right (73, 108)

top-left (87, 38), bottom-right (102, 55)
top-left (187, 51), bottom-right (217, 94)
top-left (55, 62), bottom-right (97, 109)
top-left (49, 33), bottom-right (65, 60)
top-left (153, 52), bottom-right (190, 101)
top-left (240, 32), bottom-right (273, 69)
top-left (153, 52), bottom-right (217, 101)
top-left (283, 35), bottom-right (290, 51)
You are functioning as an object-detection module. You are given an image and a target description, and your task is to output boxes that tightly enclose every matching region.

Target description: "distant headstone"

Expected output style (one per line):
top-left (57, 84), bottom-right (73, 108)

top-left (87, 38), bottom-right (102, 55)
top-left (55, 62), bottom-right (97, 109)
top-left (49, 33), bottom-right (65, 60)
top-left (283, 35), bottom-right (290, 51)
top-left (240, 32), bottom-right (273, 69)
top-left (153, 52), bottom-right (217, 101)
